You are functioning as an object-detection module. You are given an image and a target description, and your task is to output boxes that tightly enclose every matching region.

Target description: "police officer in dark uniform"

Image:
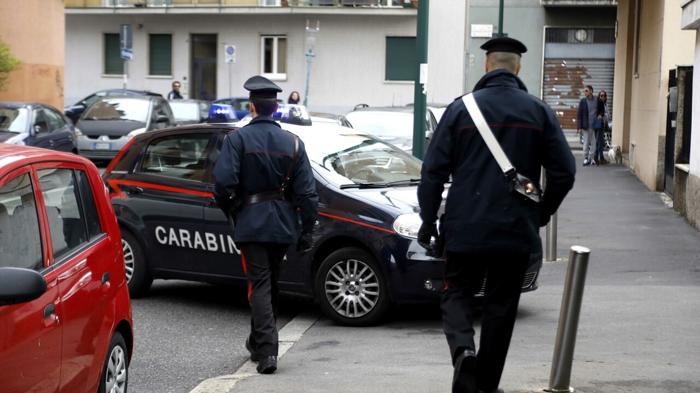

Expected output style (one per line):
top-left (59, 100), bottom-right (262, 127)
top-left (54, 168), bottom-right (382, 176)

top-left (213, 75), bottom-right (318, 375)
top-left (417, 37), bottom-right (576, 393)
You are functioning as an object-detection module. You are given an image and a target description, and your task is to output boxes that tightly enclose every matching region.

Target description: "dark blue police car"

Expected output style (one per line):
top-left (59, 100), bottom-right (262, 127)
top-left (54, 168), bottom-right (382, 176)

top-left (103, 121), bottom-right (542, 325)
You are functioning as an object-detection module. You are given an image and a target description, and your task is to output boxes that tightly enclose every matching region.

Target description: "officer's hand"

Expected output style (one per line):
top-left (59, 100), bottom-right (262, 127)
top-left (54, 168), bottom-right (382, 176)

top-left (417, 222), bottom-right (438, 251)
top-left (297, 232), bottom-right (313, 253)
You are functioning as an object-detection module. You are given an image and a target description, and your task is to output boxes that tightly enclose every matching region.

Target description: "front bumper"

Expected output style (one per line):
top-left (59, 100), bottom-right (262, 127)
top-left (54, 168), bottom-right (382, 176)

top-left (78, 134), bottom-right (133, 160)
top-left (389, 238), bottom-right (541, 304)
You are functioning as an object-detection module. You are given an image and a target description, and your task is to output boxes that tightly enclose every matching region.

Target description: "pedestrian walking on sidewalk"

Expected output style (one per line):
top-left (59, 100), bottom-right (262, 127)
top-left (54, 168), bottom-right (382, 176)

top-left (417, 37), bottom-right (576, 393)
top-left (577, 85), bottom-right (598, 165)
top-left (213, 75), bottom-right (318, 375)
top-left (594, 90), bottom-right (610, 164)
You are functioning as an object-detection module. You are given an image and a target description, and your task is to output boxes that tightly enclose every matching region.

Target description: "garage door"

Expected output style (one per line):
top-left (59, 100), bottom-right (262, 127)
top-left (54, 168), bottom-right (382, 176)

top-left (543, 58), bottom-right (615, 132)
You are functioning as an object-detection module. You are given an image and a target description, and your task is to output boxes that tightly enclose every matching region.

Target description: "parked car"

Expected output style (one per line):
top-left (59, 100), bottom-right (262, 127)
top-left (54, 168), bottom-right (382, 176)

top-left (169, 99), bottom-right (211, 125)
top-left (76, 95), bottom-right (176, 161)
top-left (102, 120), bottom-right (542, 326)
top-left (0, 102), bottom-right (79, 153)
top-left (65, 89), bottom-right (162, 124)
top-left (406, 102), bottom-right (448, 123)
top-left (345, 105), bottom-right (438, 152)
top-left (310, 111), bottom-right (353, 128)
top-left (0, 144), bottom-right (133, 393)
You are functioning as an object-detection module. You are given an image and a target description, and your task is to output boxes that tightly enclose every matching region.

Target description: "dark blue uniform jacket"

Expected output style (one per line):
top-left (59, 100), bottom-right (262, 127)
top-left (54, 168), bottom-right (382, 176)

top-left (418, 70), bottom-right (576, 254)
top-left (213, 116), bottom-right (318, 244)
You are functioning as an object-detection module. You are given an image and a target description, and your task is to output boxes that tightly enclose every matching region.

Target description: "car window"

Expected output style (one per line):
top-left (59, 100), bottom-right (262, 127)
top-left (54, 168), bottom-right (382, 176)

top-left (82, 92), bottom-right (104, 107)
top-left (140, 134), bottom-right (212, 182)
top-left (170, 102), bottom-right (201, 122)
top-left (76, 170), bottom-right (102, 239)
top-left (38, 168), bottom-right (89, 260)
top-left (43, 108), bottom-right (66, 132)
top-left (0, 107), bottom-right (29, 133)
top-left (32, 109), bottom-right (50, 134)
top-left (0, 173), bottom-right (43, 270)
top-left (83, 98), bottom-right (149, 122)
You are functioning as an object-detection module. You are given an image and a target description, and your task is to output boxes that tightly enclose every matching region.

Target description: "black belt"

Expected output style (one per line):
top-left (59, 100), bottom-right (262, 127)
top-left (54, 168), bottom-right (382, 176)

top-left (243, 190), bottom-right (286, 206)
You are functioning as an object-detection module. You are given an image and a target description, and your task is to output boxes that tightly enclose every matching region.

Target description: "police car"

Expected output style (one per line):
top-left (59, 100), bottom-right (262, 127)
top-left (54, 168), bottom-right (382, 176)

top-left (103, 117), bottom-right (542, 326)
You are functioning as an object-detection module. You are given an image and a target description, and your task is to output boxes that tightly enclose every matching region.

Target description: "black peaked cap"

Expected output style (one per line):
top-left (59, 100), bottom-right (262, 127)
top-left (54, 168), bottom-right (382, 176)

top-left (244, 75), bottom-right (282, 99)
top-left (480, 37), bottom-right (527, 55)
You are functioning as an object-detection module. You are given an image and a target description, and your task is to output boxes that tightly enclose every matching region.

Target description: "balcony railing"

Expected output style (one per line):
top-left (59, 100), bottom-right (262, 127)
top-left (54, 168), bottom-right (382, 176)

top-left (65, 0), bottom-right (416, 8)
top-left (540, 0), bottom-right (617, 6)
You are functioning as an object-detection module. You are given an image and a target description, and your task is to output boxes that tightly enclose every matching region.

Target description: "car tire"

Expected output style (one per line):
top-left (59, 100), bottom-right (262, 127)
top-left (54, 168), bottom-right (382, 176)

top-left (314, 247), bottom-right (390, 326)
top-left (99, 332), bottom-right (129, 393)
top-left (122, 229), bottom-right (152, 298)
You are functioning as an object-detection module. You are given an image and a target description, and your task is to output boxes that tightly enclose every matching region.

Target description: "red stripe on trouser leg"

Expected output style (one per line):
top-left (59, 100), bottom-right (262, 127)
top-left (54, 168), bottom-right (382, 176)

top-left (241, 252), bottom-right (252, 303)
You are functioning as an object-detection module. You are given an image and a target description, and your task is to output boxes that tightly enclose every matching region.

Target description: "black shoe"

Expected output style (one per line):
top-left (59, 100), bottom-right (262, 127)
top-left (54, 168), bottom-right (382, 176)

top-left (257, 356), bottom-right (277, 374)
top-left (245, 338), bottom-right (259, 362)
top-left (452, 349), bottom-right (477, 393)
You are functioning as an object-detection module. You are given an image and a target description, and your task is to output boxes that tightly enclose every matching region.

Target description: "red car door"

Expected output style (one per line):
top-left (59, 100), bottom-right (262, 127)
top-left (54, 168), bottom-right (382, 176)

top-left (0, 167), bottom-right (62, 393)
top-left (35, 163), bottom-right (118, 393)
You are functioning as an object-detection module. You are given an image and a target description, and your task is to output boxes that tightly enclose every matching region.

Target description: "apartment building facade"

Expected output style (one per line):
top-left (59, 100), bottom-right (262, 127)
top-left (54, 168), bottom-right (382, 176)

top-left (64, 0), bottom-right (469, 114)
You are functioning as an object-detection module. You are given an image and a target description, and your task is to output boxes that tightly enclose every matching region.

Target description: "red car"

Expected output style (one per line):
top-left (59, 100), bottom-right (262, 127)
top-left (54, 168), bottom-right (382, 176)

top-left (0, 144), bottom-right (133, 393)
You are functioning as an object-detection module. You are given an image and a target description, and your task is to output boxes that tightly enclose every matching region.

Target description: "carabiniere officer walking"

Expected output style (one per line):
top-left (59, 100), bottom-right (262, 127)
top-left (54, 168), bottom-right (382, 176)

top-left (213, 75), bottom-right (318, 374)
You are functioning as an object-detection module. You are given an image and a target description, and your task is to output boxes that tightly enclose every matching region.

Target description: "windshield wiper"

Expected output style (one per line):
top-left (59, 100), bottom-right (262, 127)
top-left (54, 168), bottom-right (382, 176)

top-left (339, 178), bottom-right (421, 189)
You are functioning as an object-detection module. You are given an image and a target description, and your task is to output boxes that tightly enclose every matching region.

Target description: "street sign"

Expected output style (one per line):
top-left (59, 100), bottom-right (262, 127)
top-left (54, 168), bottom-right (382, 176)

top-left (121, 48), bottom-right (133, 61)
top-left (120, 24), bottom-right (132, 50)
top-left (471, 24), bottom-right (493, 38)
top-left (224, 44), bottom-right (236, 63)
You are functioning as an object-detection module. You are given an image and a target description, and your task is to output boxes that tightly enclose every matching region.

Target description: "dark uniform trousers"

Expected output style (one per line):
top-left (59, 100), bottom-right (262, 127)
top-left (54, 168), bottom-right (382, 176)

top-left (240, 242), bottom-right (288, 357)
top-left (441, 251), bottom-right (529, 392)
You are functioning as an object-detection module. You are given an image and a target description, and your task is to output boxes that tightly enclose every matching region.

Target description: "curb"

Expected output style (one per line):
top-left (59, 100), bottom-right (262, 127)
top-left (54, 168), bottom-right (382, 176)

top-left (189, 312), bottom-right (320, 393)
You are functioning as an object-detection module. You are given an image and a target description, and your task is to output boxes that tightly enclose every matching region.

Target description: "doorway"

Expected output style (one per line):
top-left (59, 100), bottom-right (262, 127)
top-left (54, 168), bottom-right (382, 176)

top-left (190, 34), bottom-right (217, 100)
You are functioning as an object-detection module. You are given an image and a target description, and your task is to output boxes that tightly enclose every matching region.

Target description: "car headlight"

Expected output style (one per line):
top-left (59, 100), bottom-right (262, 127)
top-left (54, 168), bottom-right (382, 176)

top-left (127, 127), bottom-right (147, 138)
top-left (393, 213), bottom-right (422, 239)
top-left (73, 127), bottom-right (83, 136)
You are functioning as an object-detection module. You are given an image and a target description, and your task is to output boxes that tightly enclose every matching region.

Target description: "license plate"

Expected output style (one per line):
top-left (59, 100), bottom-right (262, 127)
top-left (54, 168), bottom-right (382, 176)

top-left (94, 142), bottom-right (111, 150)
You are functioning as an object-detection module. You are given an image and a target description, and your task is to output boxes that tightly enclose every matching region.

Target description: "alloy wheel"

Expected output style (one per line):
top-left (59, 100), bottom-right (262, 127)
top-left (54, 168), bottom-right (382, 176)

top-left (324, 258), bottom-right (380, 319)
top-left (105, 345), bottom-right (127, 393)
top-left (122, 238), bottom-right (134, 283)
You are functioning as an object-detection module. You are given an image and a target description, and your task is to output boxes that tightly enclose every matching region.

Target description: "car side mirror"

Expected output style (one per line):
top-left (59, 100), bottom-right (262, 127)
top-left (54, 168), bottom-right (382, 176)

top-left (156, 115), bottom-right (170, 124)
top-left (31, 124), bottom-right (43, 137)
top-left (0, 267), bottom-right (47, 306)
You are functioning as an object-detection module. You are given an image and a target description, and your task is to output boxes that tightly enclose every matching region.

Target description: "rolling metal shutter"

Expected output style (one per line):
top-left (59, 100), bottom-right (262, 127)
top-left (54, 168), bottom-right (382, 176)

top-left (543, 58), bottom-right (615, 132)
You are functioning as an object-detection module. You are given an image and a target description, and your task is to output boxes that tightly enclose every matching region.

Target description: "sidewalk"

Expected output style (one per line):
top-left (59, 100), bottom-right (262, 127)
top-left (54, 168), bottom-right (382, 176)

top-left (224, 154), bottom-right (700, 393)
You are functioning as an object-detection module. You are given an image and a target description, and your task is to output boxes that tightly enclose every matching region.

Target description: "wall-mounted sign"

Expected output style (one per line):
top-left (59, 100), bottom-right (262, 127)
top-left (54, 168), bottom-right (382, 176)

top-left (471, 24), bottom-right (494, 38)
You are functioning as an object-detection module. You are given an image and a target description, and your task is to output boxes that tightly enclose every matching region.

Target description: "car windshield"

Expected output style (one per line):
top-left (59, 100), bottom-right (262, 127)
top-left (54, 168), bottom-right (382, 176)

top-left (0, 108), bottom-right (29, 133)
top-left (82, 98), bottom-right (149, 122)
top-left (299, 129), bottom-right (422, 186)
top-left (170, 101), bottom-right (204, 122)
top-left (345, 111), bottom-right (427, 138)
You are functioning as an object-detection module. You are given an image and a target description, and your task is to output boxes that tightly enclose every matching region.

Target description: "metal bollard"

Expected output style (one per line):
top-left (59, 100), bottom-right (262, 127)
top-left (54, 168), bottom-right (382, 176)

top-left (541, 167), bottom-right (558, 262)
top-left (545, 246), bottom-right (590, 393)
top-left (545, 212), bottom-right (558, 262)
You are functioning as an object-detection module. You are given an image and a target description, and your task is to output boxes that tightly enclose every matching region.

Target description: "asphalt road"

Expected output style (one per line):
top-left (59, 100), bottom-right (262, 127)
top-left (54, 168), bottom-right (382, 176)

top-left (128, 280), bottom-right (313, 393)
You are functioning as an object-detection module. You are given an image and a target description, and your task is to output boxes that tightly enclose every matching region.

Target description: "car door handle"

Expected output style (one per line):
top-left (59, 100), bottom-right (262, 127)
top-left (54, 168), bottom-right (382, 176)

top-left (102, 272), bottom-right (110, 285)
top-left (127, 186), bottom-right (144, 195)
top-left (43, 303), bottom-right (56, 319)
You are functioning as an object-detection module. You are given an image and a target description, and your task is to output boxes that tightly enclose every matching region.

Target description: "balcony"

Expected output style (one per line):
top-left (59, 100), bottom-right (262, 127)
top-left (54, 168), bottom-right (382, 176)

top-left (541, 0), bottom-right (617, 6)
top-left (65, 0), bottom-right (416, 9)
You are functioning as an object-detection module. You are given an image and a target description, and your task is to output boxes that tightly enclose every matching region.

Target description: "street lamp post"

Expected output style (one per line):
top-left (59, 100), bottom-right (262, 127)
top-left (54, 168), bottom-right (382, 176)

top-left (412, 0), bottom-right (429, 159)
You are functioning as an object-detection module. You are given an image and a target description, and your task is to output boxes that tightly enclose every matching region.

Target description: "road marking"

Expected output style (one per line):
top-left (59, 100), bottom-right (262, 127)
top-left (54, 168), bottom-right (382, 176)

top-left (189, 312), bottom-right (319, 393)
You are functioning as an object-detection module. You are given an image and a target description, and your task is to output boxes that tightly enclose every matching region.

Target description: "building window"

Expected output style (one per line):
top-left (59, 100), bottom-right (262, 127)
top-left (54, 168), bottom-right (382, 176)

top-left (385, 36), bottom-right (416, 81)
top-left (149, 34), bottom-right (172, 76)
top-left (104, 33), bottom-right (124, 75)
top-left (260, 35), bottom-right (287, 80)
